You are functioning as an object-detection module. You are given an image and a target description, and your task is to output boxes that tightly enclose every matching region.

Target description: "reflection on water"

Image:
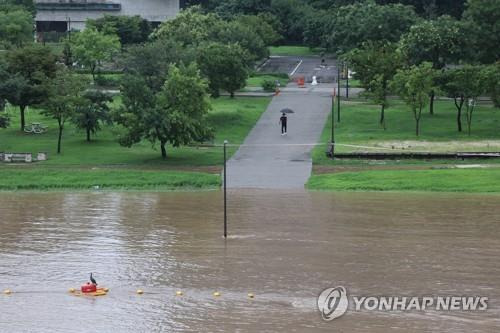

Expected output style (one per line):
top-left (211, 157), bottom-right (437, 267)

top-left (0, 190), bottom-right (499, 332)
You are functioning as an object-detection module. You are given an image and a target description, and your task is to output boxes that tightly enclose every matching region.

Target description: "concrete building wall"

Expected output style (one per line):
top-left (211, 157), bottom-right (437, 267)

top-left (35, 0), bottom-right (180, 31)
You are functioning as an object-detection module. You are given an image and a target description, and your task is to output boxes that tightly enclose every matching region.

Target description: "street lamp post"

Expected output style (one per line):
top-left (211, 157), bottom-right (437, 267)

top-left (223, 140), bottom-right (228, 238)
top-left (337, 63), bottom-right (341, 122)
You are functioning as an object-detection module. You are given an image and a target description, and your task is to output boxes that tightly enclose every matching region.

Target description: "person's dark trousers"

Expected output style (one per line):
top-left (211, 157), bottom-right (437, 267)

top-left (281, 123), bottom-right (287, 134)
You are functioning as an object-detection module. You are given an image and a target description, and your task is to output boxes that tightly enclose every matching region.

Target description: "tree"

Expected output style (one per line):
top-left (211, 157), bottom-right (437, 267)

top-left (197, 42), bottom-right (249, 97)
top-left (0, 8), bottom-right (33, 48)
top-left (213, 0), bottom-right (271, 17)
top-left (0, 0), bottom-right (36, 16)
top-left (270, 0), bottom-right (313, 43)
top-left (0, 45), bottom-right (57, 131)
top-left (152, 7), bottom-right (223, 46)
top-left (234, 14), bottom-right (282, 45)
top-left (399, 16), bottom-right (463, 114)
top-left (347, 42), bottom-right (403, 129)
top-left (87, 15), bottom-right (153, 46)
top-left (462, 0), bottom-right (500, 64)
top-left (326, 1), bottom-right (418, 54)
top-left (71, 28), bottom-right (120, 81)
top-left (303, 9), bottom-right (333, 48)
top-left (391, 62), bottom-right (436, 136)
top-left (72, 90), bottom-right (113, 142)
top-left (117, 64), bottom-right (213, 159)
top-left (482, 63), bottom-right (500, 108)
top-left (377, 0), bottom-right (466, 18)
top-left (42, 67), bottom-right (88, 153)
top-left (217, 20), bottom-right (268, 60)
top-left (446, 66), bottom-right (484, 136)
top-left (121, 39), bottom-right (194, 93)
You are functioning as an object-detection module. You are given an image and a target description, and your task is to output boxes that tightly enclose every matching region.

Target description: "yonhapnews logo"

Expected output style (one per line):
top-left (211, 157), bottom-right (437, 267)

top-left (317, 287), bottom-right (349, 321)
top-left (318, 286), bottom-right (488, 321)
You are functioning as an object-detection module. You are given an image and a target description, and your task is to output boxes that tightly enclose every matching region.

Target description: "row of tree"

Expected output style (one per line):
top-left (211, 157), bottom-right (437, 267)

top-left (1, 4), bottom-right (281, 158)
top-left (0, 43), bottom-right (214, 157)
top-left (346, 41), bottom-right (499, 136)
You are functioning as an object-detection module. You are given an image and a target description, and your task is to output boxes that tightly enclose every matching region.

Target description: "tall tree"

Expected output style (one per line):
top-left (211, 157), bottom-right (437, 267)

top-left (462, 0), bottom-right (500, 64)
top-left (391, 62), bottom-right (436, 136)
top-left (0, 44), bottom-right (57, 131)
top-left (0, 0), bottom-right (36, 16)
top-left (152, 7), bottom-right (223, 46)
top-left (42, 67), bottom-right (88, 153)
top-left (117, 64), bottom-right (213, 159)
top-left (450, 66), bottom-right (484, 136)
top-left (326, 1), bottom-right (417, 54)
top-left (482, 63), bottom-right (500, 108)
top-left (121, 39), bottom-right (193, 93)
top-left (347, 41), bottom-right (403, 129)
top-left (399, 15), bottom-right (463, 114)
top-left (87, 15), bottom-right (153, 46)
top-left (72, 90), bottom-right (113, 142)
top-left (0, 8), bottom-right (33, 48)
top-left (197, 42), bottom-right (249, 97)
top-left (234, 14), bottom-right (282, 45)
top-left (71, 28), bottom-right (120, 81)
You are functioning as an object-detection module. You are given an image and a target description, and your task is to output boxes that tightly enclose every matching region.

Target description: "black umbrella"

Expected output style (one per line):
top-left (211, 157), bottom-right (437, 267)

top-left (280, 108), bottom-right (295, 114)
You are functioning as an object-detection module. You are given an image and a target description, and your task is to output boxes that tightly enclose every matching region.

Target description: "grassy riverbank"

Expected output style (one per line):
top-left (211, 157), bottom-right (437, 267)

top-left (1, 96), bottom-right (270, 166)
top-left (0, 96), bottom-right (270, 190)
top-left (307, 167), bottom-right (500, 193)
top-left (0, 169), bottom-right (220, 191)
top-left (312, 99), bottom-right (500, 166)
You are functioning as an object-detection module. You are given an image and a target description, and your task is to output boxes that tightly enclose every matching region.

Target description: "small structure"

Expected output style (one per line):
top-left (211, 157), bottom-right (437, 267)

top-left (1, 152), bottom-right (49, 163)
top-left (37, 152), bottom-right (48, 161)
top-left (3, 153), bottom-right (33, 163)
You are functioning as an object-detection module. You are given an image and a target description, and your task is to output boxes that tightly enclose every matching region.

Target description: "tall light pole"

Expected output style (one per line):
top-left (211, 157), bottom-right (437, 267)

top-left (345, 62), bottom-right (349, 99)
top-left (337, 62), bottom-right (341, 122)
top-left (223, 140), bottom-right (228, 238)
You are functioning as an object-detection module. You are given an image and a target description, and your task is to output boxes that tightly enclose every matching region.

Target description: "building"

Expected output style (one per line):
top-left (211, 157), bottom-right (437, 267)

top-left (35, 0), bottom-right (180, 34)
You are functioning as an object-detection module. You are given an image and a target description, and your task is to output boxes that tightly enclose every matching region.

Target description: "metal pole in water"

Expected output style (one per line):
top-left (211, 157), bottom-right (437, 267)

top-left (223, 140), bottom-right (228, 238)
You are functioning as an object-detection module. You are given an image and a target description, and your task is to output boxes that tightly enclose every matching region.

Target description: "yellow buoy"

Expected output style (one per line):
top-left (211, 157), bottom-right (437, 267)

top-left (69, 288), bottom-right (76, 293)
top-left (247, 293), bottom-right (255, 299)
top-left (4, 289), bottom-right (11, 295)
top-left (136, 289), bottom-right (144, 295)
top-left (176, 291), bottom-right (183, 296)
top-left (213, 291), bottom-right (221, 297)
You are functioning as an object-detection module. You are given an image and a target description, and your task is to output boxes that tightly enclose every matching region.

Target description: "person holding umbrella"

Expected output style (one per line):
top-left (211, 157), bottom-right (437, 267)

top-left (279, 108), bottom-right (294, 136)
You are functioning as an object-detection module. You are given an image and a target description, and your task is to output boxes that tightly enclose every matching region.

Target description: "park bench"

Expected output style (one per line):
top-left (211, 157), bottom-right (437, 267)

top-left (3, 153), bottom-right (33, 163)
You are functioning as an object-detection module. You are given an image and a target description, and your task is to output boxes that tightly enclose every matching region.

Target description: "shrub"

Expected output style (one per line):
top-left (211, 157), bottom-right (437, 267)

top-left (262, 79), bottom-right (276, 91)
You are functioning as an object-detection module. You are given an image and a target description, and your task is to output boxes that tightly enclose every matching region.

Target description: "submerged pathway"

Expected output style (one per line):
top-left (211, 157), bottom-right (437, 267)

top-left (226, 84), bottom-right (333, 189)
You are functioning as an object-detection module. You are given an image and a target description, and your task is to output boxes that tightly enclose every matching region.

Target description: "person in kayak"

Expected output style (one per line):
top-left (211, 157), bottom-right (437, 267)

top-left (280, 112), bottom-right (287, 135)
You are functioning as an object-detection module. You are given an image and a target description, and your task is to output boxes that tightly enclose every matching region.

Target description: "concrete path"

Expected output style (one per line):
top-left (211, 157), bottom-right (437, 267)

top-left (226, 84), bottom-right (333, 189)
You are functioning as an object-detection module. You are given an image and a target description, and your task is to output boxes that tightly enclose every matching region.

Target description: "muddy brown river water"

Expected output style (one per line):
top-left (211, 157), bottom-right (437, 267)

top-left (0, 190), bottom-right (499, 332)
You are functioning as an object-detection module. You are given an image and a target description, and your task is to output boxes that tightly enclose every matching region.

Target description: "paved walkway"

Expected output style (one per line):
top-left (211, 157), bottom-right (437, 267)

top-left (226, 84), bottom-right (333, 189)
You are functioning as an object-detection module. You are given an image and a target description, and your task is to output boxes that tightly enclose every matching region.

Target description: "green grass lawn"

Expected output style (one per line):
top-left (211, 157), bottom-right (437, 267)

top-left (0, 96), bottom-right (270, 167)
top-left (246, 74), bottom-right (289, 88)
top-left (0, 169), bottom-right (220, 191)
top-left (268, 46), bottom-right (325, 57)
top-left (312, 99), bottom-right (500, 165)
top-left (0, 96), bottom-right (270, 190)
top-left (307, 168), bottom-right (500, 193)
top-left (340, 79), bottom-right (362, 88)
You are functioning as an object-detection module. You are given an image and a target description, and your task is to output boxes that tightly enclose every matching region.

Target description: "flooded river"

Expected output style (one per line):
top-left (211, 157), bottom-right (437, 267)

top-left (0, 190), bottom-right (499, 332)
